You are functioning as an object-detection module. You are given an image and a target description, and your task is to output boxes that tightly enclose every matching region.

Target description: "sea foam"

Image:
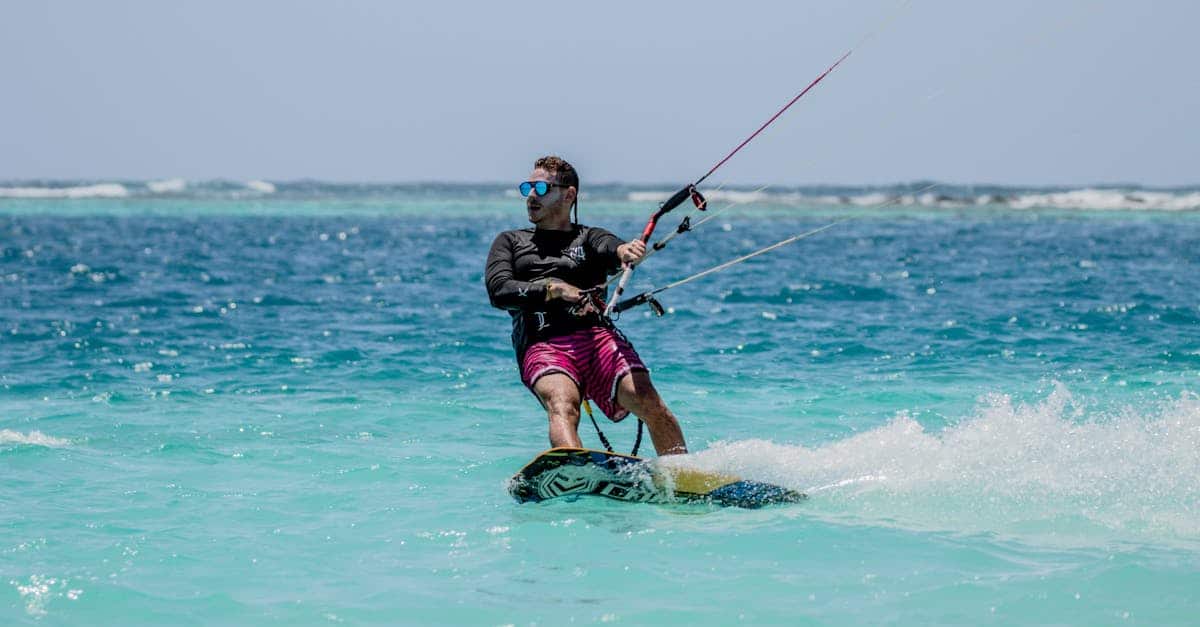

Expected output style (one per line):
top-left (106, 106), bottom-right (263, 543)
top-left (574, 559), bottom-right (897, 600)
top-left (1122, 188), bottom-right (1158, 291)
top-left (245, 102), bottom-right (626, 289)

top-left (0, 429), bottom-right (70, 448)
top-left (677, 386), bottom-right (1200, 546)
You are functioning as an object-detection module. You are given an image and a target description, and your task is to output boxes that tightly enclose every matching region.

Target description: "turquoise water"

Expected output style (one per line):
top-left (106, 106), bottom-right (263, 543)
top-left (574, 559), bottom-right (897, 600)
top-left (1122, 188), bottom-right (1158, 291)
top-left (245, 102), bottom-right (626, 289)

top-left (3, 186), bottom-right (1199, 625)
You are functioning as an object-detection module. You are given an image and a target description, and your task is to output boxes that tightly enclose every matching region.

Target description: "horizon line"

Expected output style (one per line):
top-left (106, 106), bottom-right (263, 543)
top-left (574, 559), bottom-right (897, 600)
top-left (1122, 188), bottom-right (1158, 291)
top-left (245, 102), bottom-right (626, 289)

top-left (2, 178), bottom-right (1198, 190)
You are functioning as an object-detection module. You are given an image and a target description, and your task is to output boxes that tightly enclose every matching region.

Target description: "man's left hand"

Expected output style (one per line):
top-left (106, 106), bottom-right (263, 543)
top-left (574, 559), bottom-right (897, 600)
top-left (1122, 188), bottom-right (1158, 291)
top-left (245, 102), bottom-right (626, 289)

top-left (617, 240), bottom-right (647, 264)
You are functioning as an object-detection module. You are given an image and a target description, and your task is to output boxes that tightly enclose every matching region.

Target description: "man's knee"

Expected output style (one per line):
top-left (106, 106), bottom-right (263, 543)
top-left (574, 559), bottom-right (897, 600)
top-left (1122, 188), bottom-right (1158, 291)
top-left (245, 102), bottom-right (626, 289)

top-left (545, 397), bottom-right (580, 422)
top-left (534, 374), bottom-right (582, 421)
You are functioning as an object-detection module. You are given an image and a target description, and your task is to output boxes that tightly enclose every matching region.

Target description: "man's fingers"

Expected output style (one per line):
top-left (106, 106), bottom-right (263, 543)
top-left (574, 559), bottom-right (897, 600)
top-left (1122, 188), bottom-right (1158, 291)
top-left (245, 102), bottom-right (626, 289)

top-left (619, 241), bottom-right (647, 263)
top-left (561, 285), bottom-right (583, 303)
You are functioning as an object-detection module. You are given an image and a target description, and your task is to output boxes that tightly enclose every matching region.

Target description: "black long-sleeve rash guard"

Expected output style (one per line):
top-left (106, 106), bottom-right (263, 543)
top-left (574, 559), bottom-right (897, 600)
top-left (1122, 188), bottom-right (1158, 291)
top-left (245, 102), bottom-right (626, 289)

top-left (485, 225), bottom-right (625, 361)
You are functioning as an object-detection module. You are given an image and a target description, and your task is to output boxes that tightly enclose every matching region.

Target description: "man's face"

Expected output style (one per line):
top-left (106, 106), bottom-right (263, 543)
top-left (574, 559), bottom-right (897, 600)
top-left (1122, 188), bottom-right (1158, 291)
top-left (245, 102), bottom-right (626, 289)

top-left (526, 167), bottom-right (574, 225)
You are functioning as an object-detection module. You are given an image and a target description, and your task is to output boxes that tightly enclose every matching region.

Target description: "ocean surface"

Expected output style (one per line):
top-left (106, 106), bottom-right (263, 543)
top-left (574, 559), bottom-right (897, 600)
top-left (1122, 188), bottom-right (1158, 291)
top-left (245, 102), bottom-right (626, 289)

top-left (2, 181), bottom-right (1199, 625)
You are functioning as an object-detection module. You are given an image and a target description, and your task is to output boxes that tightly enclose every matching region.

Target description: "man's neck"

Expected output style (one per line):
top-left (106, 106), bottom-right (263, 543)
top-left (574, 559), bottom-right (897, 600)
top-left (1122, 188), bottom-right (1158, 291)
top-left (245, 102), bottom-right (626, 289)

top-left (534, 218), bottom-right (574, 232)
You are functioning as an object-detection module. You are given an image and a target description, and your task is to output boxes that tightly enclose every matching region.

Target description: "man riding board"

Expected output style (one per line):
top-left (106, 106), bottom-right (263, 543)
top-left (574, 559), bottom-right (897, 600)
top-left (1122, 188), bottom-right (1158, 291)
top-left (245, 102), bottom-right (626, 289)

top-left (485, 156), bottom-right (688, 456)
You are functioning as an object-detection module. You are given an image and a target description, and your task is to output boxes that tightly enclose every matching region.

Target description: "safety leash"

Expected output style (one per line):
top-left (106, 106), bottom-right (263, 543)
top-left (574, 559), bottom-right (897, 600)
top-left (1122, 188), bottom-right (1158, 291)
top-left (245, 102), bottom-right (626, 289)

top-left (582, 399), bottom-right (644, 457)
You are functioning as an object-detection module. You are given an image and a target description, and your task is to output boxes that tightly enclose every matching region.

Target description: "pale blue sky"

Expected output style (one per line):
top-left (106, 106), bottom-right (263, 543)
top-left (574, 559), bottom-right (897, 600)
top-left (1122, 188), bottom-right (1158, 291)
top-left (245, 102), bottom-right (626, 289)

top-left (2, 1), bottom-right (1197, 185)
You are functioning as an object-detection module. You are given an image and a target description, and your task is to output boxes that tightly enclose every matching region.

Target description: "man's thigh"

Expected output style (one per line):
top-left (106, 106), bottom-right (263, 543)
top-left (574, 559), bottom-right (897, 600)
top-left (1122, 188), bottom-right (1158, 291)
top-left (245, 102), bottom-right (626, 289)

top-left (615, 370), bottom-right (667, 415)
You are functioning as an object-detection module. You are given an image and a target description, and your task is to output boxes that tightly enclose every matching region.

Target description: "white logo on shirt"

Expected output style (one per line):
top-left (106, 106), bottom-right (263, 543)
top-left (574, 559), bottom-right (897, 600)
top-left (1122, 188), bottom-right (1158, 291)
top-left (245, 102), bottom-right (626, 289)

top-left (564, 246), bottom-right (586, 263)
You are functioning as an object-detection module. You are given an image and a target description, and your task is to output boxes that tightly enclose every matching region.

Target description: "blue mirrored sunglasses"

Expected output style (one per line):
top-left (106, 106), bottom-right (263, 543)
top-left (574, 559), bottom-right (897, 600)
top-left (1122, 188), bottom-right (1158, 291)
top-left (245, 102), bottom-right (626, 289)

top-left (519, 181), bottom-right (571, 197)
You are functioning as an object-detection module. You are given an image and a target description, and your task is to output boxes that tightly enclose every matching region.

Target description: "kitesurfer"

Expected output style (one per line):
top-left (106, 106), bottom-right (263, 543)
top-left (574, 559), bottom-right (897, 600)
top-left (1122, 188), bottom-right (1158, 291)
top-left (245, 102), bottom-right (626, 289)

top-left (485, 156), bottom-right (688, 455)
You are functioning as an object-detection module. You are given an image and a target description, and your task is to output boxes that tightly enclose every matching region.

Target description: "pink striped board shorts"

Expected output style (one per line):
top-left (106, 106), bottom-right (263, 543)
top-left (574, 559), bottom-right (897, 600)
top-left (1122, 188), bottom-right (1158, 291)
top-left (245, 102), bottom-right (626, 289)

top-left (520, 327), bottom-right (647, 422)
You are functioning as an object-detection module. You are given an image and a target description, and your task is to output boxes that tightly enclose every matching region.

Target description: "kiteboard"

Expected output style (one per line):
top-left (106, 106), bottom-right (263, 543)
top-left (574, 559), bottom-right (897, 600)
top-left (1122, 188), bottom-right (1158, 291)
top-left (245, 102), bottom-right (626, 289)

top-left (509, 447), bottom-right (805, 509)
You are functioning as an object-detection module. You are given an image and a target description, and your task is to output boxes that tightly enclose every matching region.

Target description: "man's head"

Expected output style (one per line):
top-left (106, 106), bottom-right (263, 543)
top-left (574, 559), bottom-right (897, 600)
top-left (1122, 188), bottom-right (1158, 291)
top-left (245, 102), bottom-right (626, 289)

top-left (524, 155), bottom-right (578, 229)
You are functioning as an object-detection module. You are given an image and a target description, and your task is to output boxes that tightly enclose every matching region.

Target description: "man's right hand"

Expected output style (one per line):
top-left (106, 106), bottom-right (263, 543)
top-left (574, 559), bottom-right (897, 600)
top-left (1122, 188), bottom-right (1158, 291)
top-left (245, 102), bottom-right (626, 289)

top-left (545, 280), bottom-right (584, 303)
top-left (546, 281), bottom-right (602, 316)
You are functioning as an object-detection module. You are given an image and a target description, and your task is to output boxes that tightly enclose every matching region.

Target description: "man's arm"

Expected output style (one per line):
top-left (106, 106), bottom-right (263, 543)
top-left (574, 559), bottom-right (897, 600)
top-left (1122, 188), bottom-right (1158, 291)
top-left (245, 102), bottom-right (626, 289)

top-left (484, 232), bottom-right (548, 311)
top-left (587, 227), bottom-right (646, 275)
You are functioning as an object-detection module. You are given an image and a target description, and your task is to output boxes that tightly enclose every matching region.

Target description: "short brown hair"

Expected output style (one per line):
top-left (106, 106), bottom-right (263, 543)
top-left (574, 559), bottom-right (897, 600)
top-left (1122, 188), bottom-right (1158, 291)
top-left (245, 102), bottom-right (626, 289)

top-left (534, 155), bottom-right (579, 191)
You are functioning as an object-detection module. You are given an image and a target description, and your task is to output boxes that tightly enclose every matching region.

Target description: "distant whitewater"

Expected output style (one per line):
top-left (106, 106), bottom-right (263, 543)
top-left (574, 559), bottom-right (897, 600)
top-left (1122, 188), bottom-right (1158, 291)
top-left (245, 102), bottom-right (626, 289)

top-left (628, 186), bottom-right (1200, 211)
top-left (2, 180), bottom-right (1199, 211)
